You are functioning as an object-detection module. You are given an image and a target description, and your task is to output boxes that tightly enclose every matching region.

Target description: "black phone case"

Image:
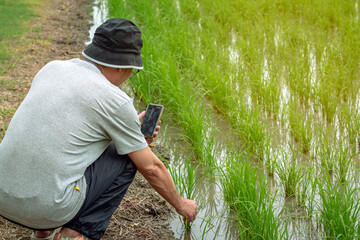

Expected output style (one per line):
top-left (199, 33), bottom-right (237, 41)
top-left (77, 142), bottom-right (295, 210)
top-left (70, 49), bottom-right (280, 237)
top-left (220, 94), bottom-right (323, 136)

top-left (141, 104), bottom-right (164, 137)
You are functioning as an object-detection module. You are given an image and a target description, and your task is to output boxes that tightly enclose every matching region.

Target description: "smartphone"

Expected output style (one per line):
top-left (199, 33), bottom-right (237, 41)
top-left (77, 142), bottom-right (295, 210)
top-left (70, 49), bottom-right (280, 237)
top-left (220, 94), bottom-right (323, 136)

top-left (140, 104), bottom-right (164, 137)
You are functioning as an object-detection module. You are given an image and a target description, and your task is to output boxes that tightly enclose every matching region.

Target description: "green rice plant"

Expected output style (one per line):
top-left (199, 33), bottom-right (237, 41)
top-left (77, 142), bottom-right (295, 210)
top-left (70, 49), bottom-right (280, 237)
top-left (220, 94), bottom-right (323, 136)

top-left (297, 167), bottom-right (316, 215)
top-left (317, 172), bottom-right (360, 239)
top-left (303, 170), bottom-right (317, 218)
top-left (264, 138), bottom-right (276, 177)
top-left (230, 102), bottom-right (268, 160)
top-left (166, 156), bottom-right (201, 230)
top-left (318, 132), bottom-right (335, 175)
top-left (316, 82), bottom-right (338, 123)
top-left (338, 103), bottom-right (360, 149)
top-left (318, 132), bottom-right (355, 184)
top-left (287, 97), bottom-right (312, 154)
top-left (334, 141), bottom-right (354, 184)
top-left (285, 45), bottom-right (314, 105)
top-left (276, 148), bottom-right (304, 198)
top-left (219, 148), bottom-right (282, 239)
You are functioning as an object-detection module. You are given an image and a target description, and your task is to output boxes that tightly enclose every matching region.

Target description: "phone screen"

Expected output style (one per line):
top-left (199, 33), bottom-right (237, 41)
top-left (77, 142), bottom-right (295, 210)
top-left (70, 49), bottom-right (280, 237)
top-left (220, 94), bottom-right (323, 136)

top-left (141, 104), bottom-right (164, 137)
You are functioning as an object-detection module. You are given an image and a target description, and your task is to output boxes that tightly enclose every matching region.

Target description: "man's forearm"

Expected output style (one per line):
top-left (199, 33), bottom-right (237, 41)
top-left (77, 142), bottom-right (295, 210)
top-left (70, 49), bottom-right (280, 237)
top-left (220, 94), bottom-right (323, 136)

top-left (128, 147), bottom-right (197, 222)
top-left (138, 158), bottom-right (183, 211)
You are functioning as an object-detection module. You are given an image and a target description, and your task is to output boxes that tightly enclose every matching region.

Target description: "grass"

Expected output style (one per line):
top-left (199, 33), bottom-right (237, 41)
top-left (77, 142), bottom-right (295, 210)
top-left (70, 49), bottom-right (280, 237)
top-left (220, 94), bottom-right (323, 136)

top-left (0, 0), bottom-right (43, 71)
top-left (0, 108), bottom-right (15, 119)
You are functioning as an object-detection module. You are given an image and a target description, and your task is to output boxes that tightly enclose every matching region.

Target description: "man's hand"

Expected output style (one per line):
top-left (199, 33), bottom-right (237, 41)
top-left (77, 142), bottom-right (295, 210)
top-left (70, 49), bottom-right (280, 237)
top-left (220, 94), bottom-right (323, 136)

top-left (128, 148), bottom-right (198, 225)
top-left (138, 111), bottom-right (161, 144)
top-left (176, 198), bottom-right (197, 223)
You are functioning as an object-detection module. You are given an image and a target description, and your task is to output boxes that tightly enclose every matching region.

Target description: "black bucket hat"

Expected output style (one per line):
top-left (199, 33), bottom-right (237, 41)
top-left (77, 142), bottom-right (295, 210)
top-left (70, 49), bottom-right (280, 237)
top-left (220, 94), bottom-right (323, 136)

top-left (82, 18), bottom-right (143, 69)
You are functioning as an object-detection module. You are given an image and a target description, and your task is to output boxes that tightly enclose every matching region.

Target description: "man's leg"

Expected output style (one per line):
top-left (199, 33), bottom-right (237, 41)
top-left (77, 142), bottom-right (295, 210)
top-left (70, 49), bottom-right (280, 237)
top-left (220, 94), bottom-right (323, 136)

top-left (61, 143), bottom-right (137, 240)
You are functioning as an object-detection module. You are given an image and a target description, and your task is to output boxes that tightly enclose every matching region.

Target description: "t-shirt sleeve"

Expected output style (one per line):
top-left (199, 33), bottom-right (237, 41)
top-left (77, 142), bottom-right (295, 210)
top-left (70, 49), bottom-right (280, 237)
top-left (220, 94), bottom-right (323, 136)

top-left (105, 100), bottom-right (148, 155)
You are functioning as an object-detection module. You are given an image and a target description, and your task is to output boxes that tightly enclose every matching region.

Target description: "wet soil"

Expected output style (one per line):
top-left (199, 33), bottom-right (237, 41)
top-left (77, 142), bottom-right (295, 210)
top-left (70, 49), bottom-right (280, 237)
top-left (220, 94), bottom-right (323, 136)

top-left (0, 0), bottom-right (177, 239)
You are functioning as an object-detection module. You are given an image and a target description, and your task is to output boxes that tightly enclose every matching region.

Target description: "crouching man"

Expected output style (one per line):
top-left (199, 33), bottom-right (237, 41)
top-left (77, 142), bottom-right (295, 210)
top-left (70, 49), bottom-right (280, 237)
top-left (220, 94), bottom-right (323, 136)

top-left (0, 18), bottom-right (196, 240)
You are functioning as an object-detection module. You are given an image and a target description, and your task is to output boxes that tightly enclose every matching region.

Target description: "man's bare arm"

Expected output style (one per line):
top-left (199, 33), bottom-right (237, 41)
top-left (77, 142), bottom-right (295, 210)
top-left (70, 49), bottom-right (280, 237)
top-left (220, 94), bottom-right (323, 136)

top-left (128, 147), bottom-right (197, 222)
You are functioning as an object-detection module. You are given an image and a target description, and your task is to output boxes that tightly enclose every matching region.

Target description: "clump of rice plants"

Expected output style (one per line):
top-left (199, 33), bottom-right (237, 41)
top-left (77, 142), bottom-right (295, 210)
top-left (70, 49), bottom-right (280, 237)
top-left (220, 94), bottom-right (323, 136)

top-left (334, 141), bottom-right (354, 184)
top-left (287, 97), bottom-right (312, 154)
top-left (338, 103), bottom-right (360, 148)
top-left (263, 137), bottom-right (276, 177)
top-left (276, 148), bottom-right (304, 198)
top-left (297, 167), bottom-right (316, 217)
top-left (318, 132), bottom-right (335, 175)
top-left (167, 156), bottom-right (201, 230)
top-left (219, 148), bottom-right (282, 239)
top-left (317, 172), bottom-right (360, 239)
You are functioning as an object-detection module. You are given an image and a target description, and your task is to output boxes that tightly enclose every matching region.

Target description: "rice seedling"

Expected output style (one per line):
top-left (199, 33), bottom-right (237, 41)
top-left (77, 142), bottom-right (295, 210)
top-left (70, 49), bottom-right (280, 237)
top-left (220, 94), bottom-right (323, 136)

top-left (276, 148), bottom-right (304, 198)
top-left (287, 97), bottom-right (312, 154)
top-left (219, 148), bottom-right (282, 239)
top-left (317, 83), bottom-right (338, 123)
top-left (264, 138), bottom-right (276, 177)
top-left (302, 170), bottom-right (317, 218)
top-left (166, 156), bottom-right (201, 230)
top-left (318, 132), bottom-right (335, 175)
top-left (228, 101), bottom-right (268, 160)
top-left (339, 103), bottom-right (360, 149)
top-left (317, 172), bottom-right (360, 239)
top-left (334, 141), bottom-right (354, 184)
top-left (297, 167), bottom-right (316, 210)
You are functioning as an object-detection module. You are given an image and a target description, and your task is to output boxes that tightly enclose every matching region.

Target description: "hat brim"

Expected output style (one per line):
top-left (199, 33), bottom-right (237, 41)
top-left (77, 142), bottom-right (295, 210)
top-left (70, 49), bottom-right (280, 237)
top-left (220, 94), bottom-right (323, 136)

top-left (82, 43), bottom-right (143, 69)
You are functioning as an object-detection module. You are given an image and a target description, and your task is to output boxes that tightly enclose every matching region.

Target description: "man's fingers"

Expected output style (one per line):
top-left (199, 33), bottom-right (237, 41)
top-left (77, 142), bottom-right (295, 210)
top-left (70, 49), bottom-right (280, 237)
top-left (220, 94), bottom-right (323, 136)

top-left (145, 137), bottom-right (154, 144)
top-left (183, 214), bottom-right (196, 223)
top-left (138, 111), bottom-right (145, 120)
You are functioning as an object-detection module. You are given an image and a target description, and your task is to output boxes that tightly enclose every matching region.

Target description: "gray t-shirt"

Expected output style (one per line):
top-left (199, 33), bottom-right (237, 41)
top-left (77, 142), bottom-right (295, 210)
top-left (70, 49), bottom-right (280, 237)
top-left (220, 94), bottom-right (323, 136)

top-left (0, 59), bottom-right (148, 229)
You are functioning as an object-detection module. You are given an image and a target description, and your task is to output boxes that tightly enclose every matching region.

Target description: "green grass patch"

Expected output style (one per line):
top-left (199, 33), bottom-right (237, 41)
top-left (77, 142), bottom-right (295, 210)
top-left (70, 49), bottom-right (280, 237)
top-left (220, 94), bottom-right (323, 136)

top-left (0, 0), bottom-right (42, 68)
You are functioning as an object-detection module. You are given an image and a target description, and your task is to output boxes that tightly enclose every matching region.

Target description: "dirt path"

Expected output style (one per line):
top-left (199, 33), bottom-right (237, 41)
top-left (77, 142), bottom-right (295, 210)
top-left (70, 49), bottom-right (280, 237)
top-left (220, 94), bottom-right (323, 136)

top-left (0, 0), bottom-right (177, 239)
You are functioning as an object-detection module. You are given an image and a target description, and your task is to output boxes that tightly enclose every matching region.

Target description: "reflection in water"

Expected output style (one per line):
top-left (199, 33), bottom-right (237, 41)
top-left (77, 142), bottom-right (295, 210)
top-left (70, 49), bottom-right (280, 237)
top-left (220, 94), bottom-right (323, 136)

top-left (228, 30), bottom-right (239, 65)
top-left (85, 0), bottom-right (108, 45)
top-left (175, 0), bottom-right (181, 13)
top-left (309, 46), bottom-right (317, 88)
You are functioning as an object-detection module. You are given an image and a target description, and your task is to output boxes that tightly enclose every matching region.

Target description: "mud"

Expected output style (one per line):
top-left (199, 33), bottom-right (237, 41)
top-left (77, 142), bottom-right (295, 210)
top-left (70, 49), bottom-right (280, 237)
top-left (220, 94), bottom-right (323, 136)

top-left (0, 0), bottom-right (177, 239)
